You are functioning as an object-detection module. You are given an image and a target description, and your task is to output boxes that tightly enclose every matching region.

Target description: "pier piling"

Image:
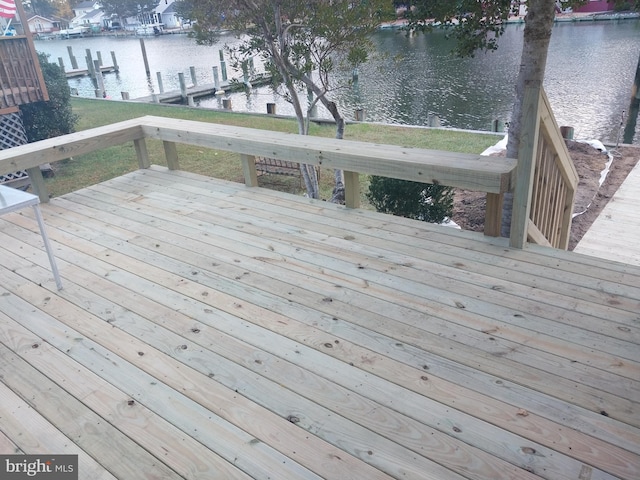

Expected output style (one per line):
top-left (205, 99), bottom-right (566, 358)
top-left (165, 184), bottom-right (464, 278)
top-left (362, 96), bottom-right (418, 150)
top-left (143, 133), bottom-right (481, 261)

top-left (85, 49), bottom-right (94, 75)
top-left (219, 50), bottom-right (228, 82)
top-left (212, 66), bottom-right (223, 95)
top-left (156, 72), bottom-right (164, 94)
top-left (560, 126), bottom-right (574, 139)
top-left (140, 38), bottom-right (151, 76)
top-left (190, 66), bottom-right (197, 86)
top-left (86, 55), bottom-right (95, 78)
top-left (67, 46), bottom-right (78, 70)
top-left (178, 72), bottom-right (187, 103)
top-left (110, 51), bottom-right (119, 72)
top-left (94, 60), bottom-right (106, 97)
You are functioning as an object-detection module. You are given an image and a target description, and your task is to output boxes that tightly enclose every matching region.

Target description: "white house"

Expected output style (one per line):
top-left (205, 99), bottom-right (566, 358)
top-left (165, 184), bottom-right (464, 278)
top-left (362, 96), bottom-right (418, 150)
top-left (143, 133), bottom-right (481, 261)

top-left (72, 0), bottom-right (101, 18)
top-left (154, 0), bottom-right (183, 29)
top-left (27, 15), bottom-right (57, 34)
top-left (69, 1), bottom-right (102, 28)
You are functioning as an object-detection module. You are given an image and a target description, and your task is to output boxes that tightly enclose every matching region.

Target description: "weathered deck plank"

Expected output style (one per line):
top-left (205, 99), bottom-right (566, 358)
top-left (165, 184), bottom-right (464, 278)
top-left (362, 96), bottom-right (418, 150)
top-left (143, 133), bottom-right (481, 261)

top-left (575, 159), bottom-right (640, 266)
top-left (1, 168), bottom-right (639, 480)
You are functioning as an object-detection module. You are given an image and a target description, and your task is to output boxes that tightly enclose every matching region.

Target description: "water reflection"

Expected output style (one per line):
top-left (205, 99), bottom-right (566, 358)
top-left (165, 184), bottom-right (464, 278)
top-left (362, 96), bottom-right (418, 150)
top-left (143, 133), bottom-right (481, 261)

top-left (35, 20), bottom-right (640, 143)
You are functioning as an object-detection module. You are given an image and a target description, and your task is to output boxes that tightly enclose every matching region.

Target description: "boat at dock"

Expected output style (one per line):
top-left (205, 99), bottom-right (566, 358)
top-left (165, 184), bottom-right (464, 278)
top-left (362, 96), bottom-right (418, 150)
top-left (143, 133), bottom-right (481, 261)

top-left (135, 23), bottom-right (164, 36)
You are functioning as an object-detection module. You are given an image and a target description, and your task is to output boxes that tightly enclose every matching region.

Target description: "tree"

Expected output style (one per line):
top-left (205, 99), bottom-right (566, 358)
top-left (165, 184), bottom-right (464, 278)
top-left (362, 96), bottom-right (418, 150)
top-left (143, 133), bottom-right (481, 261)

top-left (55, 0), bottom-right (73, 21)
top-left (407, 0), bottom-right (639, 236)
top-left (176, 0), bottom-right (395, 201)
top-left (20, 52), bottom-right (78, 142)
top-left (24, 0), bottom-right (57, 18)
top-left (100, 0), bottom-right (153, 25)
top-left (367, 176), bottom-right (453, 224)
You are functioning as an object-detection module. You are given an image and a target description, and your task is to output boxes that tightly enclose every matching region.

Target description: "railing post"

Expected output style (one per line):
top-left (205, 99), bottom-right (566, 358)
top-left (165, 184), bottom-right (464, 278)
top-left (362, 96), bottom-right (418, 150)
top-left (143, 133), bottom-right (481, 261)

top-left (240, 154), bottom-right (258, 187)
top-left (134, 138), bottom-right (150, 169)
top-left (484, 193), bottom-right (503, 237)
top-left (163, 141), bottom-right (179, 170)
top-left (344, 171), bottom-right (360, 208)
top-left (26, 167), bottom-right (49, 203)
top-left (510, 86), bottom-right (542, 249)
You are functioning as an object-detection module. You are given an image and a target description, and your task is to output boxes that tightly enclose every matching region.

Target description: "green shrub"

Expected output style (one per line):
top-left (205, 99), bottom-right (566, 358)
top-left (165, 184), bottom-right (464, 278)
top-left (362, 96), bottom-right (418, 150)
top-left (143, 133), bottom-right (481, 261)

top-left (366, 176), bottom-right (454, 223)
top-left (20, 52), bottom-right (78, 142)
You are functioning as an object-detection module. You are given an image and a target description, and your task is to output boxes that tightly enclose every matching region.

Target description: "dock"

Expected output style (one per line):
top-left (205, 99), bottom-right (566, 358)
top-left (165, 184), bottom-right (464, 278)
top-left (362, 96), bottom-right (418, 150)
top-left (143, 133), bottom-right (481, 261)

top-left (65, 65), bottom-right (119, 78)
top-left (134, 75), bottom-right (273, 104)
top-left (134, 82), bottom-right (228, 103)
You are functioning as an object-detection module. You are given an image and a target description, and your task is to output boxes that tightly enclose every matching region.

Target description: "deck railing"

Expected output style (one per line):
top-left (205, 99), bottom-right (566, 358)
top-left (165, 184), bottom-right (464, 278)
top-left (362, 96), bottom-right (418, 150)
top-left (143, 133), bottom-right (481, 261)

top-left (509, 87), bottom-right (578, 249)
top-left (0, 92), bottom-right (577, 249)
top-left (0, 36), bottom-right (48, 112)
top-left (0, 0), bottom-right (49, 114)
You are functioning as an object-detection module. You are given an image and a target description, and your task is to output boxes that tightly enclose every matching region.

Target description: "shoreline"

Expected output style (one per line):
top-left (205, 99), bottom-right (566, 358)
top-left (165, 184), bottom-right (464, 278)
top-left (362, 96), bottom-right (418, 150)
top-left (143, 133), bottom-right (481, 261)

top-left (379, 11), bottom-right (640, 29)
top-left (36, 10), bottom-right (639, 40)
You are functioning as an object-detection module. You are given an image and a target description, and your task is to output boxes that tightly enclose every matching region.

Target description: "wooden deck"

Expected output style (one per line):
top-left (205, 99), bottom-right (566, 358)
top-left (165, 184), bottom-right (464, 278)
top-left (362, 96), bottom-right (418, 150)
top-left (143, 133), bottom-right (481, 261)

top-left (0, 167), bottom-right (638, 480)
top-left (575, 158), bottom-right (640, 266)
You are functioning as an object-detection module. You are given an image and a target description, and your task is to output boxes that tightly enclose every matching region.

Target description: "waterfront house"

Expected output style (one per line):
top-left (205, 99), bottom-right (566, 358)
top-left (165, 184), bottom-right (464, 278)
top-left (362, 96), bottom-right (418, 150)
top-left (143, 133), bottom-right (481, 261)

top-left (155, 0), bottom-right (182, 30)
top-left (573, 0), bottom-right (616, 13)
top-left (70, 3), bottom-right (105, 32)
top-left (26, 15), bottom-right (57, 34)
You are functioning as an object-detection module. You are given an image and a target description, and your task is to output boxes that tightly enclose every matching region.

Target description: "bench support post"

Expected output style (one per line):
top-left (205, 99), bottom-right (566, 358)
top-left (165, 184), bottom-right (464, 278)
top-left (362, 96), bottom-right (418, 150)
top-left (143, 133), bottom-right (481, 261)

top-left (241, 154), bottom-right (259, 187)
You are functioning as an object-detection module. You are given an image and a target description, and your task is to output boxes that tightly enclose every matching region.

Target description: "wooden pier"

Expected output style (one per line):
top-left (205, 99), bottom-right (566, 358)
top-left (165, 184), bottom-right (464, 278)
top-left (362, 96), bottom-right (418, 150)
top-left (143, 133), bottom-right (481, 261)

top-left (133, 75), bottom-right (273, 104)
top-left (65, 65), bottom-right (119, 78)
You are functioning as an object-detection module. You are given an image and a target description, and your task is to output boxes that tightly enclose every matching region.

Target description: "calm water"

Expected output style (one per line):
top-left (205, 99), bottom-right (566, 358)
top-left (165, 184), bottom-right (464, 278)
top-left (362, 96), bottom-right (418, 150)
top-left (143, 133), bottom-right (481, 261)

top-left (35, 20), bottom-right (640, 143)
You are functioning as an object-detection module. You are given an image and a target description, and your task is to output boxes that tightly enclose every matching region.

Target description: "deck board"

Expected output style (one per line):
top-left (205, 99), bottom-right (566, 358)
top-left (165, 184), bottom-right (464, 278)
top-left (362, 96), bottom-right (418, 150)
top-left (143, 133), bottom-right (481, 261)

top-left (1, 167), bottom-right (639, 480)
top-left (575, 158), bottom-right (640, 266)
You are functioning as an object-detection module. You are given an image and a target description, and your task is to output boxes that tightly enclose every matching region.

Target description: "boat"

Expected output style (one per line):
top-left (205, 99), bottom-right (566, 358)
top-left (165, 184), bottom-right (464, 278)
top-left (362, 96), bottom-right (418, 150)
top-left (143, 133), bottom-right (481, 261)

top-left (57, 26), bottom-right (90, 38)
top-left (136, 23), bottom-right (164, 36)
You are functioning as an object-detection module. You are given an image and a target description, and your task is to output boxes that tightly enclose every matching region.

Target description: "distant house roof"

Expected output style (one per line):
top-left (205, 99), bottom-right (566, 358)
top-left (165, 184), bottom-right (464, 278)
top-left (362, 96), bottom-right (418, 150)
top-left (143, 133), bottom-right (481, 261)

top-left (83, 8), bottom-right (103, 20)
top-left (74, 0), bottom-right (100, 9)
top-left (155, 0), bottom-right (177, 14)
top-left (27, 15), bottom-right (55, 23)
top-left (161, 3), bottom-right (176, 14)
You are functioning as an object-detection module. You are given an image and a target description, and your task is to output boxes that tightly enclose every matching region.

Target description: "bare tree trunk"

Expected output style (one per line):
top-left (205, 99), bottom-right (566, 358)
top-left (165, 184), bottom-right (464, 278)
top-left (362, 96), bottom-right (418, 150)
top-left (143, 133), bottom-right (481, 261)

top-left (300, 75), bottom-right (346, 203)
top-left (501, 0), bottom-right (556, 237)
top-left (271, 3), bottom-right (320, 198)
top-left (287, 80), bottom-right (319, 198)
top-left (330, 116), bottom-right (346, 203)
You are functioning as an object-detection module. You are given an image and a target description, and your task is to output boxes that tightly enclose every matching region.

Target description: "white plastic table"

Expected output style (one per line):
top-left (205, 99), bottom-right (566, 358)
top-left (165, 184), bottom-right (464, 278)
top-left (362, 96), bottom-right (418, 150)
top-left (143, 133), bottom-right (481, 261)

top-left (0, 185), bottom-right (63, 290)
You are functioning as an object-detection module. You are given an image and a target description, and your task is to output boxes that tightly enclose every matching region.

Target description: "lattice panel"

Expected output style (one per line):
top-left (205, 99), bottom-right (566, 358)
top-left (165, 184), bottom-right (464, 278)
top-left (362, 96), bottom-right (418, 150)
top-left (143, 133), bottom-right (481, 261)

top-left (0, 112), bottom-right (29, 186)
top-left (0, 112), bottom-right (28, 148)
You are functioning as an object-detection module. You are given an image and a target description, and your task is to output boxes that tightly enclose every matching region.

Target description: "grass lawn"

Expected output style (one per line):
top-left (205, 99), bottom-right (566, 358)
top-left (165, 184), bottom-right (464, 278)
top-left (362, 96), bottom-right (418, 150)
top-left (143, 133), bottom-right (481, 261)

top-left (46, 98), bottom-right (502, 201)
